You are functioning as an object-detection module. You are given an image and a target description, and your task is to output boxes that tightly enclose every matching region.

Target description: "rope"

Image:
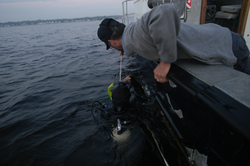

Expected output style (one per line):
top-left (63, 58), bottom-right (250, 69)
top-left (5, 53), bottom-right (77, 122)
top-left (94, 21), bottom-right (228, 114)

top-left (119, 55), bottom-right (123, 81)
top-left (145, 124), bottom-right (169, 166)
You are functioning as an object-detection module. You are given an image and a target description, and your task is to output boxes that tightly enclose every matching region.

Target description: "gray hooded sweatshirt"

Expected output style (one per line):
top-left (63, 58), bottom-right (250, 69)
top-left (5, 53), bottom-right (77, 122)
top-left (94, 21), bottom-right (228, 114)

top-left (122, 3), bottom-right (237, 67)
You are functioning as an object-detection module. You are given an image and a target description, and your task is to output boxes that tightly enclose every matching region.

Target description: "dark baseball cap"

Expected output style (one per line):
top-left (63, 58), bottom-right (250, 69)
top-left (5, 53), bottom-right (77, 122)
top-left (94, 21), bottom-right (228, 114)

top-left (97, 18), bottom-right (119, 50)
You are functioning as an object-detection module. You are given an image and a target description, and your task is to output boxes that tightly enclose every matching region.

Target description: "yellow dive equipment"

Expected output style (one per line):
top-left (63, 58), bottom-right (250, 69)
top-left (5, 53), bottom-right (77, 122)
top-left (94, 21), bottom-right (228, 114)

top-left (108, 83), bottom-right (114, 100)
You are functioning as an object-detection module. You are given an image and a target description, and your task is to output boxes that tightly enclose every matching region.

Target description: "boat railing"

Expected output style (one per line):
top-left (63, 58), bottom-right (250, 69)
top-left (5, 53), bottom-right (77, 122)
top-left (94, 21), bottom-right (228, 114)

top-left (127, 0), bottom-right (187, 23)
top-left (148, 0), bottom-right (187, 22)
top-left (122, 0), bottom-right (135, 25)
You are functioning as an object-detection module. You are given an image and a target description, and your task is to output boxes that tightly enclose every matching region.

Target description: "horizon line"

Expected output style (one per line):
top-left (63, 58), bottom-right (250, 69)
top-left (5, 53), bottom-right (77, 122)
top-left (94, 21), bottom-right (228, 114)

top-left (0, 15), bottom-right (123, 24)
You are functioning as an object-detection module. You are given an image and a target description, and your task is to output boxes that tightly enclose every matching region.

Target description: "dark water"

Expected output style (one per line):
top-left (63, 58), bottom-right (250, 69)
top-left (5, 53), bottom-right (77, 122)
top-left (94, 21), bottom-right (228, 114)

top-left (0, 21), bottom-right (167, 166)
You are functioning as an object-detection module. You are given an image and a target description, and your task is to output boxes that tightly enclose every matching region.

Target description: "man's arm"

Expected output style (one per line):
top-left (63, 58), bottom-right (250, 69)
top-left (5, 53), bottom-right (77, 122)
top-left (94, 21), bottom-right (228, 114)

top-left (147, 4), bottom-right (180, 63)
top-left (124, 76), bottom-right (146, 99)
top-left (154, 60), bottom-right (171, 83)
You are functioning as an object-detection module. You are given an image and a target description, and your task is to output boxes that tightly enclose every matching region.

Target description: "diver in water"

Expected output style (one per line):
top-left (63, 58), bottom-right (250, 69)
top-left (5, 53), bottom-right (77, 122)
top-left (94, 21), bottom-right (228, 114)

top-left (91, 77), bottom-right (149, 140)
top-left (90, 79), bottom-right (190, 166)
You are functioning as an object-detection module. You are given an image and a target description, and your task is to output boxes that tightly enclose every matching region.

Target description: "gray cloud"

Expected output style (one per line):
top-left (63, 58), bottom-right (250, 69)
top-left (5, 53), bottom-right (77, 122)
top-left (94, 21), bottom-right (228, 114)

top-left (0, 0), bottom-right (56, 3)
top-left (0, 0), bottom-right (126, 23)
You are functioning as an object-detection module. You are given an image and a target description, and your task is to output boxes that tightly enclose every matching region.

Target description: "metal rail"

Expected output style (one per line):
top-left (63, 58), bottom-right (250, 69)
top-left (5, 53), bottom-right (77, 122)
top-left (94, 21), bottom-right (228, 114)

top-left (122, 0), bottom-right (135, 25)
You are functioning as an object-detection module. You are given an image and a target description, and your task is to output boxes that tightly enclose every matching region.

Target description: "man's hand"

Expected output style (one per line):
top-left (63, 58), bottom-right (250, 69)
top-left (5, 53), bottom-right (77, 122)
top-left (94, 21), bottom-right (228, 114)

top-left (154, 60), bottom-right (171, 83)
top-left (124, 76), bottom-right (132, 82)
top-left (120, 51), bottom-right (125, 56)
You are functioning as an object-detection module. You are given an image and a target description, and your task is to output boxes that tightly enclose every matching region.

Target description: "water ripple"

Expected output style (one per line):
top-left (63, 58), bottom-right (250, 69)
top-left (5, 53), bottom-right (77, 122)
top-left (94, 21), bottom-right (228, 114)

top-left (0, 21), bottom-right (166, 166)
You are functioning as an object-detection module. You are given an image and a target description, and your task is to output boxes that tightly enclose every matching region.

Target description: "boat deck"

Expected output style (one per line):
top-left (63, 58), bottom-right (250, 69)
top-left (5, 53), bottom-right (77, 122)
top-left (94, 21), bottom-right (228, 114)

top-left (175, 60), bottom-right (250, 109)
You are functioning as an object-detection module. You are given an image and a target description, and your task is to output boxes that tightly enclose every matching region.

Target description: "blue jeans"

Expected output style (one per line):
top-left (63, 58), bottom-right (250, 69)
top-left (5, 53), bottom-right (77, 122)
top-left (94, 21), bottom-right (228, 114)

top-left (231, 31), bottom-right (250, 74)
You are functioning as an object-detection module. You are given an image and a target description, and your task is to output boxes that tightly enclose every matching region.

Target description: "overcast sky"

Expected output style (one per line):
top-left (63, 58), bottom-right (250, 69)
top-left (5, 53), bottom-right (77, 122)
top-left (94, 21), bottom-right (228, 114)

top-left (0, 0), bottom-right (134, 23)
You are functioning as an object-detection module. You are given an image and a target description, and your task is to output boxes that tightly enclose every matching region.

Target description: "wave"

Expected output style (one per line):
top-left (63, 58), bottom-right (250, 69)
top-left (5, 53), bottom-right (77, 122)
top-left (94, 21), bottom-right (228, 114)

top-left (0, 21), bottom-right (145, 166)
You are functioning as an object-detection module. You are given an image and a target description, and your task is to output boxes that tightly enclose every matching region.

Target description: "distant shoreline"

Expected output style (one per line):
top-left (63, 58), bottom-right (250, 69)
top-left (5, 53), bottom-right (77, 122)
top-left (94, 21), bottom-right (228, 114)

top-left (0, 15), bottom-right (122, 27)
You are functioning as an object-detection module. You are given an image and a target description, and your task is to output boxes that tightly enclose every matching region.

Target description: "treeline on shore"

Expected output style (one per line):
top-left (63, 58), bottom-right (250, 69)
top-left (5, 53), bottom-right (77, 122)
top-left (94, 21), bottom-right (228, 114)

top-left (0, 15), bottom-right (122, 27)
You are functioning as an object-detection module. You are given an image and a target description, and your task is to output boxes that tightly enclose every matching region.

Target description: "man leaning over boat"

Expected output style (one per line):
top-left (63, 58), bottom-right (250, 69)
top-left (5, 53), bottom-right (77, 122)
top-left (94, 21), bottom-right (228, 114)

top-left (97, 3), bottom-right (250, 83)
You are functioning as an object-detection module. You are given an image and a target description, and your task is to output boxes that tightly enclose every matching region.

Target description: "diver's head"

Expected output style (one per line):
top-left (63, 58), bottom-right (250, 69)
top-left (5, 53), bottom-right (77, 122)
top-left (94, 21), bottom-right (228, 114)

top-left (112, 82), bottom-right (131, 114)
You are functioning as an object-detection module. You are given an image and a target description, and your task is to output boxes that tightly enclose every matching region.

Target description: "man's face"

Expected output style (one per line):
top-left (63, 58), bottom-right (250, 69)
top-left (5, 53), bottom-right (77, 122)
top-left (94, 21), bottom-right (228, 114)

top-left (108, 40), bottom-right (124, 52)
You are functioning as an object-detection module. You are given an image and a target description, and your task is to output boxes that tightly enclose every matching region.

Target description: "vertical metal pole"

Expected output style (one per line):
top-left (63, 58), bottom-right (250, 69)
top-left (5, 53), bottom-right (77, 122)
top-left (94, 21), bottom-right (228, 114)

top-left (184, 0), bottom-right (187, 22)
top-left (119, 56), bottom-right (122, 81)
top-left (126, 1), bottom-right (128, 24)
top-left (122, 2), bottom-right (125, 24)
